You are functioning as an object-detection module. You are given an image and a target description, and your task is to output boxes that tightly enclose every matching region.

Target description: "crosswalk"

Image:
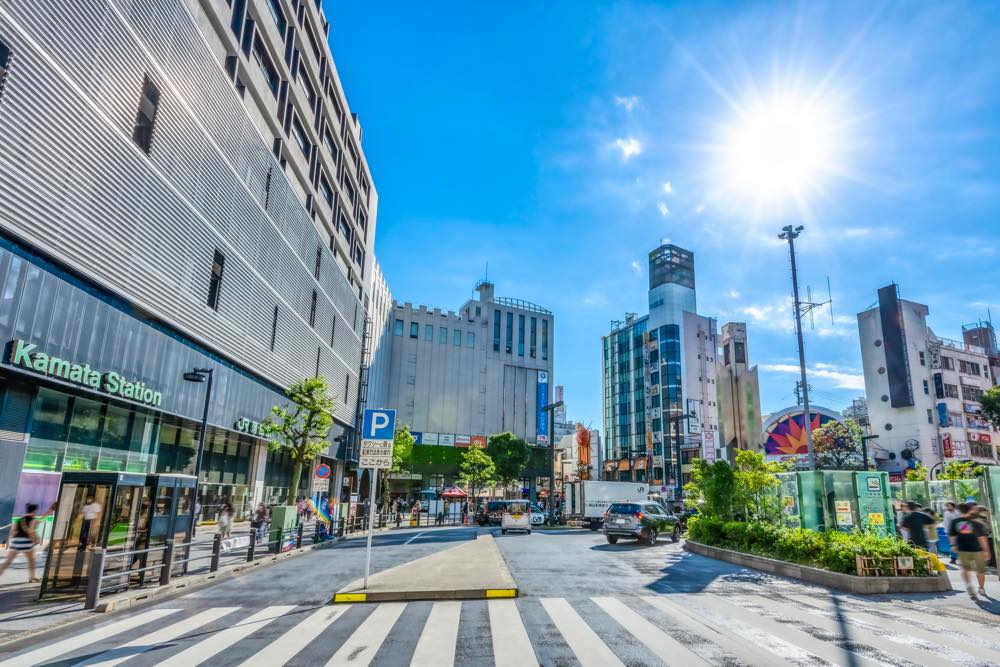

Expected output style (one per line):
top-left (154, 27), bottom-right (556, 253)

top-left (2, 591), bottom-right (1000, 666)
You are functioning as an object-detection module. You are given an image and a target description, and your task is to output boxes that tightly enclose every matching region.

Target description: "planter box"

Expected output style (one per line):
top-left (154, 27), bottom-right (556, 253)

top-left (684, 541), bottom-right (951, 594)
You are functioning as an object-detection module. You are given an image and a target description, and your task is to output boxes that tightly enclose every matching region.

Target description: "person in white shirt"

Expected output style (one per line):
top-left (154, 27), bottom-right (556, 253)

top-left (942, 501), bottom-right (962, 564)
top-left (81, 497), bottom-right (102, 547)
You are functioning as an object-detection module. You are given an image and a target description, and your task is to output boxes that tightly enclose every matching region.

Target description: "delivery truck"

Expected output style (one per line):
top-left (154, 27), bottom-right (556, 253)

top-left (565, 481), bottom-right (651, 530)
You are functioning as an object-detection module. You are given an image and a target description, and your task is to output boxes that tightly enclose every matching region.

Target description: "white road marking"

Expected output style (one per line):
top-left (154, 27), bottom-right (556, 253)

top-left (240, 605), bottom-right (349, 666)
top-left (592, 597), bottom-right (711, 666)
top-left (158, 605), bottom-right (296, 667)
top-left (540, 598), bottom-right (623, 667)
top-left (410, 601), bottom-right (461, 667)
top-left (326, 602), bottom-right (406, 666)
top-left (0, 608), bottom-right (181, 667)
top-left (640, 596), bottom-right (795, 667)
top-left (488, 599), bottom-right (538, 667)
top-left (404, 531), bottom-right (429, 545)
top-left (72, 607), bottom-right (239, 667)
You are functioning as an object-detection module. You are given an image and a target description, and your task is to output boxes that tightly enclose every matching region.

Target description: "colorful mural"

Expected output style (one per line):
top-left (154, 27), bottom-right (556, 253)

top-left (762, 406), bottom-right (842, 462)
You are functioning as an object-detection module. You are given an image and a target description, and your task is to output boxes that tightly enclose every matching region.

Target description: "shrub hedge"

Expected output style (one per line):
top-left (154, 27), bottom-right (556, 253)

top-left (687, 516), bottom-right (933, 576)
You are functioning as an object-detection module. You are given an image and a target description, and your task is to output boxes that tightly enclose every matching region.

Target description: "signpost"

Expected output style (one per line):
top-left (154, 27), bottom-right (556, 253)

top-left (360, 409), bottom-right (395, 589)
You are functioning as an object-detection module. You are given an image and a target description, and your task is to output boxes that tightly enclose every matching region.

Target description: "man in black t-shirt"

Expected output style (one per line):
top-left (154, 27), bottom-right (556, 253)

top-left (901, 502), bottom-right (935, 550)
top-left (949, 502), bottom-right (990, 600)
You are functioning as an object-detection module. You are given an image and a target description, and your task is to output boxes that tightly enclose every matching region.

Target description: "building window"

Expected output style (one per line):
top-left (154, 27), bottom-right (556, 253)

top-left (923, 380), bottom-right (929, 395)
top-left (424, 324), bottom-right (433, 341)
top-left (530, 317), bottom-right (537, 358)
top-left (944, 383), bottom-right (959, 399)
top-left (467, 332), bottom-right (475, 348)
top-left (252, 36), bottom-right (279, 97)
top-left (927, 409), bottom-right (933, 424)
top-left (505, 312), bottom-right (513, 354)
top-left (962, 385), bottom-right (984, 401)
top-left (319, 173), bottom-right (334, 206)
top-left (314, 245), bottom-right (322, 279)
top-left (439, 326), bottom-right (447, 344)
top-left (309, 290), bottom-right (317, 327)
top-left (269, 306), bottom-right (278, 351)
top-left (298, 65), bottom-right (317, 107)
top-left (942, 356), bottom-right (954, 370)
top-left (207, 250), bottom-right (225, 310)
top-left (0, 40), bottom-right (11, 100)
top-left (518, 315), bottom-right (525, 356)
top-left (542, 319), bottom-right (549, 360)
top-left (919, 351), bottom-right (926, 366)
top-left (394, 319), bottom-right (403, 336)
top-left (323, 129), bottom-right (339, 161)
top-left (453, 329), bottom-right (461, 346)
top-left (131, 75), bottom-right (161, 154)
top-left (265, 0), bottom-right (286, 36)
top-left (344, 375), bottom-right (350, 404)
top-left (409, 322), bottom-right (419, 338)
top-left (291, 114), bottom-right (310, 157)
top-left (493, 310), bottom-right (501, 352)
top-left (330, 315), bottom-right (337, 347)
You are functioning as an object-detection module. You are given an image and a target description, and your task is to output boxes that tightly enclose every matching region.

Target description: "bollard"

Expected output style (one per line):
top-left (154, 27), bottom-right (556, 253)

top-left (247, 530), bottom-right (256, 562)
top-left (296, 523), bottom-right (304, 549)
top-left (160, 539), bottom-right (174, 586)
top-left (84, 548), bottom-right (107, 610)
top-left (210, 533), bottom-right (222, 572)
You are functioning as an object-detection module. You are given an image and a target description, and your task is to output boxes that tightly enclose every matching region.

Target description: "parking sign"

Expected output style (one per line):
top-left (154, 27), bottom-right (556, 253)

top-left (362, 409), bottom-right (396, 442)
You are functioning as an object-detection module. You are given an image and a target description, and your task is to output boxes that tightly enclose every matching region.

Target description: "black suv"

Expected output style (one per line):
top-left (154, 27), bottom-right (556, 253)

top-left (476, 500), bottom-right (508, 526)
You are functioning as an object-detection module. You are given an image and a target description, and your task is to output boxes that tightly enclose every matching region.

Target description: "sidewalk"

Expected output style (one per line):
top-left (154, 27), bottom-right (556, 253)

top-left (334, 533), bottom-right (516, 603)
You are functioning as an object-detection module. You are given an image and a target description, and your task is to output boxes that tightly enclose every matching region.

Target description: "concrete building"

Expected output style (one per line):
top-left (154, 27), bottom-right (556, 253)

top-left (716, 322), bottom-right (762, 461)
top-left (600, 243), bottom-right (720, 489)
top-left (858, 285), bottom-right (998, 479)
top-left (841, 398), bottom-right (871, 432)
top-left (376, 281), bottom-right (555, 495)
top-left (0, 0), bottom-right (380, 536)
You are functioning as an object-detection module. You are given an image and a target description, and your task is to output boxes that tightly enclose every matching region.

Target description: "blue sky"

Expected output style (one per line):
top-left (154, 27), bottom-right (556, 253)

top-left (326, 1), bottom-right (1000, 426)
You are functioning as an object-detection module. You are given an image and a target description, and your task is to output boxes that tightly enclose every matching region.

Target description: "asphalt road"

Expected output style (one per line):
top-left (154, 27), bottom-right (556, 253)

top-left (3, 527), bottom-right (1000, 666)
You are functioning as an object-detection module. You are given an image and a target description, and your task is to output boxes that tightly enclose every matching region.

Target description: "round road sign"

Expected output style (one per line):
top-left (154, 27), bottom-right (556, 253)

top-left (315, 463), bottom-right (332, 479)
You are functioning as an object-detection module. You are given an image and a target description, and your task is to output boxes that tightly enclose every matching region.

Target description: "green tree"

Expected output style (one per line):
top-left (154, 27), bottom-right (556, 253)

top-left (939, 460), bottom-right (984, 480)
top-left (263, 377), bottom-right (334, 505)
top-left (981, 385), bottom-right (1000, 427)
top-left (485, 432), bottom-right (532, 494)
top-left (813, 419), bottom-right (865, 470)
top-left (457, 447), bottom-right (496, 506)
top-left (382, 424), bottom-right (415, 514)
top-left (905, 463), bottom-right (928, 481)
top-left (732, 449), bottom-right (788, 521)
top-left (684, 459), bottom-right (735, 521)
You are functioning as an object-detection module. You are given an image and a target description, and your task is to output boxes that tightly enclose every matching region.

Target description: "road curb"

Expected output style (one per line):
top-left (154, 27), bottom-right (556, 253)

top-left (332, 587), bottom-right (517, 604)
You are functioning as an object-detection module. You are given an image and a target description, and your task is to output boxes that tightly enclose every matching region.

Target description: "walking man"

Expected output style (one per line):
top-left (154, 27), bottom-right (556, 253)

top-left (901, 501), bottom-right (935, 551)
top-left (950, 502), bottom-right (990, 600)
top-left (942, 501), bottom-right (962, 564)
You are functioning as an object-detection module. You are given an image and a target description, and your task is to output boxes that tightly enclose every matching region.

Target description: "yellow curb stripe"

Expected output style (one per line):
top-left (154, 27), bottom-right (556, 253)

top-left (485, 589), bottom-right (517, 598)
top-left (333, 593), bottom-right (367, 603)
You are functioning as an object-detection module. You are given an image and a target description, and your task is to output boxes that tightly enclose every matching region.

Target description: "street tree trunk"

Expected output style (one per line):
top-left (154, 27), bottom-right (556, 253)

top-left (287, 456), bottom-right (305, 505)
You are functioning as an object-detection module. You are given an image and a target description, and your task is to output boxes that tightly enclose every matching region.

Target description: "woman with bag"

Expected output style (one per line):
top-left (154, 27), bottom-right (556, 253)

top-left (0, 503), bottom-right (42, 582)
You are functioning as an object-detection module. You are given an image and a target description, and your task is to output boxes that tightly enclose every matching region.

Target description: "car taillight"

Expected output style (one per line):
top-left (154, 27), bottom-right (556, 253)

top-left (635, 512), bottom-right (645, 520)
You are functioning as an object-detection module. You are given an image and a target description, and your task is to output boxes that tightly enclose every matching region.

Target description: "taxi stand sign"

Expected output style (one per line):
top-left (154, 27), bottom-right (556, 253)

top-left (360, 409), bottom-right (396, 590)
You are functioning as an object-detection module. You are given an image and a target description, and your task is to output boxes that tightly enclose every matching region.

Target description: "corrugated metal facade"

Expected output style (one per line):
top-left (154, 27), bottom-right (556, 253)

top-left (0, 0), bottom-right (366, 424)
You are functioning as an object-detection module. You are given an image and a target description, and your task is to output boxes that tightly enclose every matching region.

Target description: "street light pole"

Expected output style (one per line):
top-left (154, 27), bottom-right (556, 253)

top-left (543, 400), bottom-right (564, 524)
top-left (860, 434), bottom-right (879, 471)
top-left (779, 225), bottom-right (816, 470)
top-left (183, 367), bottom-right (214, 537)
top-left (666, 411), bottom-right (694, 503)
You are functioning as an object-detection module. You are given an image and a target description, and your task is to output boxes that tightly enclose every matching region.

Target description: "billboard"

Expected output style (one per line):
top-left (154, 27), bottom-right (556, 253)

top-left (455, 435), bottom-right (472, 447)
top-left (878, 285), bottom-right (914, 408)
top-left (439, 434), bottom-right (455, 446)
top-left (471, 435), bottom-right (487, 448)
top-left (687, 399), bottom-right (702, 434)
top-left (536, 370), bottom-right (550, 443)
top-left (411, 431), bottom-right (423, 445)
top-left (422, 432), bottom-right (440, 445)
top-left (762, 406), bottom-right (841, 466)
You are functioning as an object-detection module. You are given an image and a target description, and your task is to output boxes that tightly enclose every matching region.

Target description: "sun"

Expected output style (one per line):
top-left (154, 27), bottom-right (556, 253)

top-left (722, 93), bottom-right (837, 204)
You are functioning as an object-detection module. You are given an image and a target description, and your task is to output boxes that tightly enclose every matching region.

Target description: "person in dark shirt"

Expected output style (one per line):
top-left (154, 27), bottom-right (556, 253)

top-left (901, 501), bottom-right (935, 550)
top-left (950, 502), bottom-right (990, 600)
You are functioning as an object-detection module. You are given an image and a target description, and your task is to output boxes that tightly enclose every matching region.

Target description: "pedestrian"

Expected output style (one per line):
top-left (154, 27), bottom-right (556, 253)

top-left (901, 501), bottom-right (935, 551)
top-left (975, 505), bottom-right (995, 567)
top-left (217, 503), bottom-right (233, 539)
top-left (304, 500), bottom-right (313, 523)
top-left (942, 501), bottom-right (962, 564)
top-left (252, 503), bottom-right (268, 543)
top-left (296, 498), bottom-right (305, 522)
top-left (0, 503), bottom-right (42, 583)
top-left (950, 502), bottom-right (990, 600)
top-left (80, 495), bottom-right (102, 547)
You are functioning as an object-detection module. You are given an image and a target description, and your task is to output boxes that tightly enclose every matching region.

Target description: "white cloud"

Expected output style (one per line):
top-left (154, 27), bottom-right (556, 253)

top-left (728, 290), bottom-right (741, 299)
top-left (662, 181), bottom-right (673, 194)
top-left (630, 260), bottom-right (642, 276)
top-left (656, 201), bottom-right (670, 217)
top-left (614, 96), bottom-right (639, 111)
top-left (695, 204), bottom-right (706, 214)
top-left (614, 137), bottom-right (642, 160)
top-left (759, 363), bottom-right (865, 390)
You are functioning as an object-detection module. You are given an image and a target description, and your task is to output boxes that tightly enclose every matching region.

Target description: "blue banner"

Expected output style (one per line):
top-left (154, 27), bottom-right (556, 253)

top-left (411, 431), bottom-right (423, 445)
top-left (937, 402), bottom-right (949, 427)
top-left (537, 371), bottom-right (549, 443)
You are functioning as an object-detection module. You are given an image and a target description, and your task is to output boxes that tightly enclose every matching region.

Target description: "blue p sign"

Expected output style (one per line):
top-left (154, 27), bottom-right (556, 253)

top-left (362, 409), bottom-right (396, 441)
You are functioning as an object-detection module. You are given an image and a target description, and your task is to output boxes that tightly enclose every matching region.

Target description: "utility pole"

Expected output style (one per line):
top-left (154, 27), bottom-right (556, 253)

top-left (779, 225), bottom-right (816, 470)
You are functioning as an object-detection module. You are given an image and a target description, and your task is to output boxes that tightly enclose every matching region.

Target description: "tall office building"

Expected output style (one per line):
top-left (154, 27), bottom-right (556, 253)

top-left (858, 285), bottom-right (998, 478)
top-left (0, 0), bottom-right (380, 535)
top-left (716, 322), bottom-right (762, 460)
top-left (375, 281), bottom-right (555, 496)
top-left (601, 243), bottom-right (719, 489)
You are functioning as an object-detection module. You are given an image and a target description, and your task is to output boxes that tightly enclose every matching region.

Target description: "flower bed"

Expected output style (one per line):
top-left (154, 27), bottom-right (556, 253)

top-left (687, 517), bottom-right (937, 577)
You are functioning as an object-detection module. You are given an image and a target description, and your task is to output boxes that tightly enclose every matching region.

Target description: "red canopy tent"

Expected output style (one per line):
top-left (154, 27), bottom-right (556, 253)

top-left (441, 486), bottom-right (468, 499)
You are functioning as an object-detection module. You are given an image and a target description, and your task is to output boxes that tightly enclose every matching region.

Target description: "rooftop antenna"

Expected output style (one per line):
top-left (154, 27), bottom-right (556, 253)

top-left (802, 278), bottom-right (833, 330)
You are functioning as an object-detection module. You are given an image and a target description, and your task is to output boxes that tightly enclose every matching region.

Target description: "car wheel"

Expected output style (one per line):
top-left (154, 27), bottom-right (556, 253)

top-left (671, 526), bottom-right (680, 543)
top-left (606, 535), bottom-right (618, 544)
top-left (589, 520), bottom-right (600, 531)
top-left (646, 529), bottom-right (658, 546)
top-left (502, 529), bottom-right (508, 535)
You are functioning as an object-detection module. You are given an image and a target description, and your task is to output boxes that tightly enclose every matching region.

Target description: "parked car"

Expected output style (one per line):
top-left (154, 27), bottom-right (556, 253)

top-left (476, 500), bottom-right (507, 526)
top-left (530, 503), bottom-right (546, 526)
top-left (603, 501), bottom-right (680, 545)
top-left (501, 500), bottom-right (532, 535)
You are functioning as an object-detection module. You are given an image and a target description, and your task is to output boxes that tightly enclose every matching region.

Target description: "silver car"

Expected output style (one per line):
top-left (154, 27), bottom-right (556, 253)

top-left (603, 501), bottom-right (680, 545)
